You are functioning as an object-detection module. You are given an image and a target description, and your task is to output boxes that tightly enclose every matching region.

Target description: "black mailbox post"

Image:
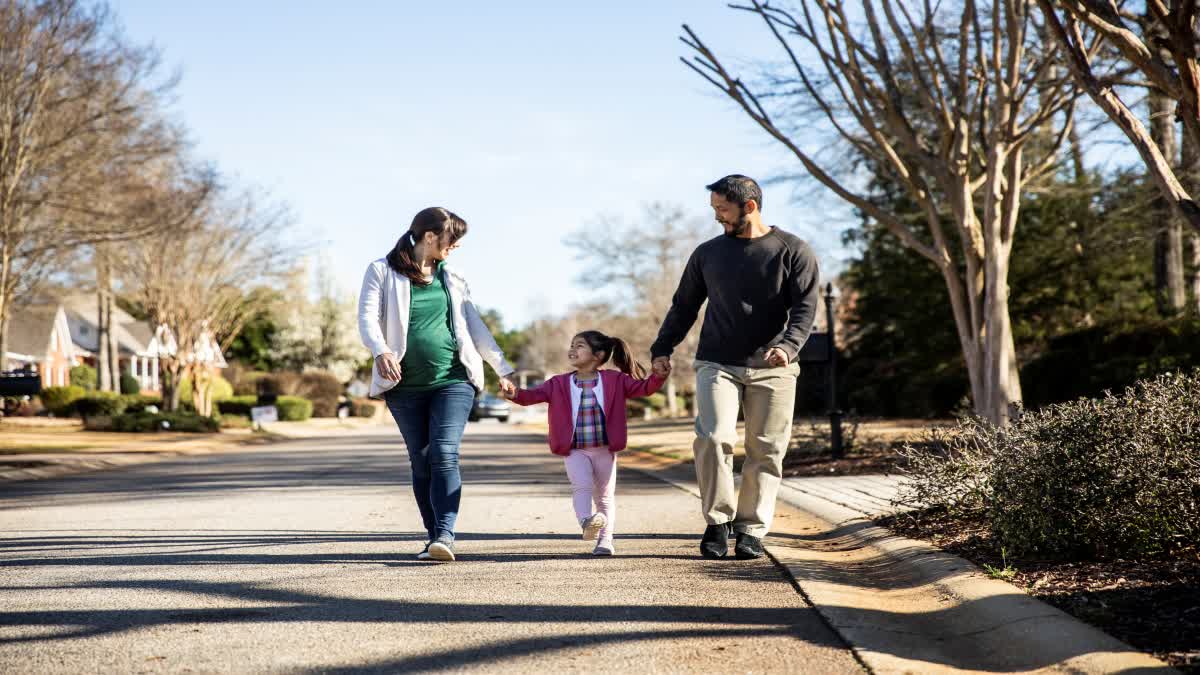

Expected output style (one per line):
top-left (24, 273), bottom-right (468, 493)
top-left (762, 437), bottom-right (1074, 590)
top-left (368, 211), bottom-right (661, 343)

top-left (797, 284), bottom-right (844, 458)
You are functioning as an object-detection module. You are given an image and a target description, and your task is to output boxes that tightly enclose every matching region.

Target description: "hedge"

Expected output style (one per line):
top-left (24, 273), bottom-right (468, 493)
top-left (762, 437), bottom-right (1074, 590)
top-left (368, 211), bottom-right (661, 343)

top-left (109, 412), bottom-right (220, 433)
top-left (276, 396), bottom-right (313, 421)
top-left (39, 386), bottom-right (86, 415)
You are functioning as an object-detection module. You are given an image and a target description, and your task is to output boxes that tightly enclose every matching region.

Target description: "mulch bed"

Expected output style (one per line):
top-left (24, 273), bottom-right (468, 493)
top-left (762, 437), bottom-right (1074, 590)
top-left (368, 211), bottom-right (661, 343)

top-left (878, 508), bottom-right (1200, 671)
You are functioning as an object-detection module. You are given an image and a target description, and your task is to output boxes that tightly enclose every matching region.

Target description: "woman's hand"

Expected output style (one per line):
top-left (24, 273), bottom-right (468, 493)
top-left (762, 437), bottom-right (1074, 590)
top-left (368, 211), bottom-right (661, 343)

top-left (498, 376), bottom-right (517, 399)
top-left (376, 353), bottom-right (402, 381)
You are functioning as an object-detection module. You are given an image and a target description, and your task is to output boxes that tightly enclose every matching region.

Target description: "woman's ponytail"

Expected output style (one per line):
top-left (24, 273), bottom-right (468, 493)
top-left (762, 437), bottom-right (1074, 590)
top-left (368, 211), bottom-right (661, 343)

top-left (385, 207), bottom-right (468, 286)
top-left (576, 331), bottom-right (647, 378)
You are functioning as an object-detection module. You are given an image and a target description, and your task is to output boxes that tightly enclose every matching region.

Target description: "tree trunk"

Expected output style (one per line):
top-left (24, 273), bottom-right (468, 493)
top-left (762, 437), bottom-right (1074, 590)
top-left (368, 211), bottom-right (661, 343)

top-left (161, 362), bottom-right (183, 412)
top-left (97, 247), bottom-right (117, 391)
top-left (665, 376), bottom-right (678, 417)
top-left (0, 310), bottom-right (8, 373)
top-left (1149, 92), bottom-right (1187, 315)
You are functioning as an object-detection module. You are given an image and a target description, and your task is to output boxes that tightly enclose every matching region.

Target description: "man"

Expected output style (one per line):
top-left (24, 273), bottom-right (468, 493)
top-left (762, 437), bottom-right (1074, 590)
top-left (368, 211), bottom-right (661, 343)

top-left (651, 174), bottom-right (820, 560)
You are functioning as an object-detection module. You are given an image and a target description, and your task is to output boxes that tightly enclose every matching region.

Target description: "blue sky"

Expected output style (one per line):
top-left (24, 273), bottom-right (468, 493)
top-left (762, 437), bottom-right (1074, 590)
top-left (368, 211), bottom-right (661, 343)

top-left (111, 1), bottom-right (853, 328)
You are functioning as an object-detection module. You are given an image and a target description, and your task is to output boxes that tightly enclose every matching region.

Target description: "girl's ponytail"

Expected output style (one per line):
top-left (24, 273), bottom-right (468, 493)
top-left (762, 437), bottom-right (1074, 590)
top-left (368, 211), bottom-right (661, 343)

top-left (608, 336), bottom-right (647, 379)
top-left (576, 330), bottom-right (647, 378)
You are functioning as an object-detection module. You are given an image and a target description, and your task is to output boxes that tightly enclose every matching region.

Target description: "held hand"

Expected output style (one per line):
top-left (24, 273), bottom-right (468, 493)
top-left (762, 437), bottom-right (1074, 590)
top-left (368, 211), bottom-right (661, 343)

top-left (375, 353), bottom-right (402, 381)
top-left (764, 347), bottom-right (790, 368)
top-left (651, 356), bottom-right (672, 378)
top-left (498, 376), bottom-right (517, 399)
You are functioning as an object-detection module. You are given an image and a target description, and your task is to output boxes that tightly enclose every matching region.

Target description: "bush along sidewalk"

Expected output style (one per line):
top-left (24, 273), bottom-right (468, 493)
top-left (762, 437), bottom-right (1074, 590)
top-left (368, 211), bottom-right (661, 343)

top-left (889, 370), bottom-right (1200, 670)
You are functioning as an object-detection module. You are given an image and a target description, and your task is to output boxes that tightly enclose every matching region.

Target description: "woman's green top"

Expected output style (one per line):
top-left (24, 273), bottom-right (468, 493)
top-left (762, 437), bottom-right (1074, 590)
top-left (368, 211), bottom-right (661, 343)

top-left (396, 262), bottom-right (469, 392)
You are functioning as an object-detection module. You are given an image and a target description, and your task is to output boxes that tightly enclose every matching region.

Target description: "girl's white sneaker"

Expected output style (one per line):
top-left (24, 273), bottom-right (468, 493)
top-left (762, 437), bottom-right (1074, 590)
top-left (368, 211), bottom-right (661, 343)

top-left (581, 513), bottom-right (607, 541)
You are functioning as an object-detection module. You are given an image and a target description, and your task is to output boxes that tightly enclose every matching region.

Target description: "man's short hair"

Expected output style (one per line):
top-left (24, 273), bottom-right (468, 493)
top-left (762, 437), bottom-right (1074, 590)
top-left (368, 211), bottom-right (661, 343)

top-left (706, 174), bottom-right (763, 210)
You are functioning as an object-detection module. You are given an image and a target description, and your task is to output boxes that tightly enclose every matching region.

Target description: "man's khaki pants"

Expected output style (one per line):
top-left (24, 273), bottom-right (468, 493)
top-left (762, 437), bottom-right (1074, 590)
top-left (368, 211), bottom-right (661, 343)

top-left (693, 359), bottom-right (799, 538)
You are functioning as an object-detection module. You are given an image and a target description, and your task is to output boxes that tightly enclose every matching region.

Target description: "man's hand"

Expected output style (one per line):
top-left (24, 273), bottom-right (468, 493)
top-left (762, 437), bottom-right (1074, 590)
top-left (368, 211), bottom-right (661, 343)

top-left (376, 353), bottom-right (402, 381)
top-left (764, 347), bottom-right (790, 368)
top-left (652, 356), bottom-right (672, 378)
top-left (498, 376), bottom-right (517, 399)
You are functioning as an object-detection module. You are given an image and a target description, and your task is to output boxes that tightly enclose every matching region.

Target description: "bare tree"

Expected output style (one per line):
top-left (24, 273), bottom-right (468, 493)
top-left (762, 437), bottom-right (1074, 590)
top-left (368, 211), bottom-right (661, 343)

top-left (1037, 0), bottom-right (1200, 232)
top-left (682, 0), bottom-right (1078, 424)
top-left (0, 0), bottom-right (182, 370)
top-left (121, 183), bottom-right (295, 413)
top-left (567, 203), bottom-right (710, 415)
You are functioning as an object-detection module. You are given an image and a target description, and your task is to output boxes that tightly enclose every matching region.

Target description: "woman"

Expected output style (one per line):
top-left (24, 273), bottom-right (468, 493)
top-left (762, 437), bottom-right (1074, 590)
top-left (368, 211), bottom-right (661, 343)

top-left (358, 206), bottom-right (517, 562)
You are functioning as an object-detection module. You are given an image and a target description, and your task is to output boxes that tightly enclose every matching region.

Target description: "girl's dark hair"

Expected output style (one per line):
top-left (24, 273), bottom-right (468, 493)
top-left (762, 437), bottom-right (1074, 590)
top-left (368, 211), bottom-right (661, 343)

top-left (386, 207), bottom-right (468, 285)
top-left (575, 330), bottom-right (647, 378)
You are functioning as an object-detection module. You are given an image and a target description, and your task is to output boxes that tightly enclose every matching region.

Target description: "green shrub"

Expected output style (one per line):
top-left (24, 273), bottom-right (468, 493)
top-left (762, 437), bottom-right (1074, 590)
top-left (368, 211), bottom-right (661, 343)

top-left (119, 373), bottom-right (141, 395)
top-left (69, 364), bottom-right (97, 390)
top-left (900, 369), bottom-right (1200, 559)
top-left (178, 374), bottom-right (234, 404)
top-left (74, 391), bottom-right (128, 418)
top-left (40, 385), bottom-right (86, 415)
top-left (109, 411), bottom-right (220, 433)
top-left (216, 395), bottom-right (258, 416)
top-left (121, 394), bottom-right (163, 414)
top-left (275, 396), bottom-right (313, 421)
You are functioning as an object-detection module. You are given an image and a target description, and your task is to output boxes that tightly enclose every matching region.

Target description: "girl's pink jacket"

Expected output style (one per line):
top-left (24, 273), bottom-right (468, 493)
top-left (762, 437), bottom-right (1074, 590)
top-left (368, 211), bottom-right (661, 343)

top-left (511, 370), bottom-right (666, 456)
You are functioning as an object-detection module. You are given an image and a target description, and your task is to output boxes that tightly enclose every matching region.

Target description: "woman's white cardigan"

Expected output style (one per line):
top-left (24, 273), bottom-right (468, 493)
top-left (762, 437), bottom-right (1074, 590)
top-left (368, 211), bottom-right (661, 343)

top-left (358, 258), bottom-right (515, 398)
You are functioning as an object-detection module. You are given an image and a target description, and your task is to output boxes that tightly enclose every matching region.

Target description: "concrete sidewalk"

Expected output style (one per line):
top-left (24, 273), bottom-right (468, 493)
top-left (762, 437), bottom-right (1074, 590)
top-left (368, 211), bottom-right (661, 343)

top-left (780, 474), bottom-right (909, 519)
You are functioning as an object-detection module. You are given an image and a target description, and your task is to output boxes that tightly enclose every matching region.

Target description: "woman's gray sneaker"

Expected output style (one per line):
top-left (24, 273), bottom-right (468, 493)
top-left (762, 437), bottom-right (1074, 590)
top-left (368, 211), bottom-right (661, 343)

top-left (581, 513), bottom-right (607, 541)
top-left (428, 537), bottom-right (455, 562)
top-left (592, 542), bottom-right (614, 556)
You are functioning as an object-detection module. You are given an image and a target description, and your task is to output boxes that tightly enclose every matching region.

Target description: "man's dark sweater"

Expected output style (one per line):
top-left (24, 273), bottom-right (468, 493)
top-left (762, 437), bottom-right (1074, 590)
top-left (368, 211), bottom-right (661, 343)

top-left (651, 227), bottom-right (820, 367)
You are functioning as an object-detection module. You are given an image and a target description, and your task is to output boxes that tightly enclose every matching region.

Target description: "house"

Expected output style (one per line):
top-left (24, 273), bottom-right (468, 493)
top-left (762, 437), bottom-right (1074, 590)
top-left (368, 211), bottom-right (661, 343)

top-left (3, 304), bottom-right (76, 388)
top-left (3, 295), bottom-right (226, 393)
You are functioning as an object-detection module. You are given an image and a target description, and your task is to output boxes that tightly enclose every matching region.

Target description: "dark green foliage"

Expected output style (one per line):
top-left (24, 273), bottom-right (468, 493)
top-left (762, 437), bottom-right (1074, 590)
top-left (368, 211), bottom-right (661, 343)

top-left (73, 391), bottom-right (127, 418)
top-left (69, 365), bottom-right (96, 390)
top-left (901, 370), bottom-right (1200, 559)
top-left (216, 396), bottom-right (258, 416)
top-left (478, 309), bottom-right (526, 393)
top-left (109, 412), bottom-right (220, 433)
top-left (843, 167), bottom-right (1165, 416)
top-left (122, 395), bottom-right (162, 414)
top-left (119, 373), bottom-right (141, 395)
top-left (1020, 317), bottom-right (1200, 407)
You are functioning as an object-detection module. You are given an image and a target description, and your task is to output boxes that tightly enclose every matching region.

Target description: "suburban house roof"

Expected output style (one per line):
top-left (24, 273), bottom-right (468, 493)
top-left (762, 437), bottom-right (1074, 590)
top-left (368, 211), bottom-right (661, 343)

top-left (5, 296), bottom-right (226, 369)
top-left (5, 305), bottom-right (73, 361)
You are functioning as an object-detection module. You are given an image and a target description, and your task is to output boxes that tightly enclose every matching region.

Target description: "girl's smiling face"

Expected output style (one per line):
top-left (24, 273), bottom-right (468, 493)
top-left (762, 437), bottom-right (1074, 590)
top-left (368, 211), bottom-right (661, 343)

top-left (568, 336), bottom-right (603, 370)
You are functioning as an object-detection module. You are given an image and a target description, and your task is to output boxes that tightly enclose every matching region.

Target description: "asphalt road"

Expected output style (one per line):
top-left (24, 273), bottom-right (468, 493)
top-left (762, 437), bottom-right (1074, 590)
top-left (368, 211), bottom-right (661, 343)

top-left (0, 423), bottom-right (862, 673)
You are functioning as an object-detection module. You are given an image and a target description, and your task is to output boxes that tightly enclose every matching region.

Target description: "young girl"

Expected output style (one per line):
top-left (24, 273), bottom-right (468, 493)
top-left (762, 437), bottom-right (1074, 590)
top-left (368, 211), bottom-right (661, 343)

top-left (503, 331), bottom-right (668, 555)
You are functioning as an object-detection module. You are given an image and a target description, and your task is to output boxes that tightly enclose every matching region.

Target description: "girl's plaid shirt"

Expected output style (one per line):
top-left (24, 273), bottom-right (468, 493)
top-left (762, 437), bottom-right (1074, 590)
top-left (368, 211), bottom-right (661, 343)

top-left (571, 375), bottom-right (608, 449)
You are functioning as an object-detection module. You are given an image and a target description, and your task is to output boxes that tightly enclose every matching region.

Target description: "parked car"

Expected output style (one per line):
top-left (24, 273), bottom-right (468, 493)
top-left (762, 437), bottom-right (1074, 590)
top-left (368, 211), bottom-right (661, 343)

top-left (469, 393), bottom-right (511, 422)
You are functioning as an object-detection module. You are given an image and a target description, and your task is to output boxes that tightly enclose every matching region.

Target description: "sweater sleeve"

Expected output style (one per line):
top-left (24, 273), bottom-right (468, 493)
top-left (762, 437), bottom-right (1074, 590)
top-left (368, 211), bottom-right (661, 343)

top-left (511, 380), bottom-right (551, 406)
top-left (650, 248), bottom-right (706, 359)
top-left (619, 372), bottom-right (666, 399)
top-left (357, 263), bottom-right (391, 358)
top-left (771, 243), bottom-right (821, 361)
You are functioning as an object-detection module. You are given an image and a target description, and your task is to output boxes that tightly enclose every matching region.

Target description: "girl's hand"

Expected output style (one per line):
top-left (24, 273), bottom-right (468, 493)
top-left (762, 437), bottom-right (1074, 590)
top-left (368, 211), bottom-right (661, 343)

top-left (376, 353), bottom-right (402, 381)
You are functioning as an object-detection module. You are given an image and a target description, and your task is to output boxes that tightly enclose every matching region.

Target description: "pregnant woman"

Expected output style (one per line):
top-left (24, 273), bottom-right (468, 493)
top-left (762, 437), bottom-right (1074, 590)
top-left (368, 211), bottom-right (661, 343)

top-left (358, 206), bottom-right (517, 562)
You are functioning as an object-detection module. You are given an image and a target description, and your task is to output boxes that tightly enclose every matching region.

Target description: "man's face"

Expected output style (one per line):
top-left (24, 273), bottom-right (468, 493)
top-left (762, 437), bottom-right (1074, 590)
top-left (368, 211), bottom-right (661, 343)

top-left (710, 192), bottom-right (749, 237)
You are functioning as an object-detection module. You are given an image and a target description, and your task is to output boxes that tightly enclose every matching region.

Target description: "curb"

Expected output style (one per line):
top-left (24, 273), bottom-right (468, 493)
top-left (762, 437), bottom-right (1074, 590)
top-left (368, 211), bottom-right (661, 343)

top-left (622, 449), bottom-right (1174, 674)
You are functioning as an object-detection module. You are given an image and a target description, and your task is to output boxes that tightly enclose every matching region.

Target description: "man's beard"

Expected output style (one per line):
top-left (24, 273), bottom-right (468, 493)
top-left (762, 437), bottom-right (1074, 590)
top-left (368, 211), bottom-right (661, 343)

top-left (721, 209), bottom-right (751, 237)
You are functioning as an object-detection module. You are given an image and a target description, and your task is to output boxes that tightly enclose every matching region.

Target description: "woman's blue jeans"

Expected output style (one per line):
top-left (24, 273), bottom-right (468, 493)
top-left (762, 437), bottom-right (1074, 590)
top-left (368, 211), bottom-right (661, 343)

top-left (383, 382), bottom-right (475, 542)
